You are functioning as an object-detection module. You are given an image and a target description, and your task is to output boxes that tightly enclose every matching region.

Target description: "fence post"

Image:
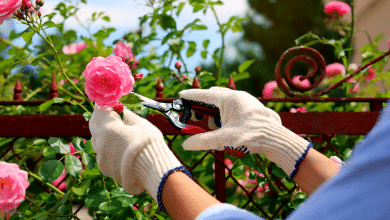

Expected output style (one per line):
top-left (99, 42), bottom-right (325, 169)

top-left (13, 80), bottom-right (23, 101)
top-left (214, 77), bottom-right (236, 203)
top-left (49, 75), bottom-right (58, 99)
top-left (156, 78), bottom-right (164, 98)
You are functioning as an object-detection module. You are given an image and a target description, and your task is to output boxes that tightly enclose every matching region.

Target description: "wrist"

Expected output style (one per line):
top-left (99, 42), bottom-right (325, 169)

top-left (256, 123), bottom-right (312, 179)
top-left (131, 142), bottom-right (192, 212)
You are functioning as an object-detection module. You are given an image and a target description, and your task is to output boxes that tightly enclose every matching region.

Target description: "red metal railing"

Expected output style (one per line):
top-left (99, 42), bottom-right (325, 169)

top-left (1, 46), bottom-right (388, 219)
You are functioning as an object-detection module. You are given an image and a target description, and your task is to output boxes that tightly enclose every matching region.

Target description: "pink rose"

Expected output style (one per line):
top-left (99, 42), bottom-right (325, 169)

top-left (83, 56), bottom-right (135, 107)
top-left (329, 156), bottom-right (343, 167)
top-left (0, 0), bottom-right (22, 25)
top-left (364, 66), bottom-right (376, 81)
top-left (326, 63), bottom-right (345, 78)
top-left (62, 42), bottom-right (87, 55)
top-left (114, 41), bottom-right (139, 69)
top-left (262, 81), bottom-right (278, 98)
top-left (324, 1), bottom-right (351, 17)
top-left (292, 75), bottom-right (310, 88)
top-left (0, 162), bottom-right (30, 213)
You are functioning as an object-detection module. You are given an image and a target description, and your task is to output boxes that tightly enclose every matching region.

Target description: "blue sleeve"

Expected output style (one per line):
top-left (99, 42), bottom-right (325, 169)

top-left (195, 203), bottom-right (263, 220)
top-left (287, 101), bottom-right (390, 219)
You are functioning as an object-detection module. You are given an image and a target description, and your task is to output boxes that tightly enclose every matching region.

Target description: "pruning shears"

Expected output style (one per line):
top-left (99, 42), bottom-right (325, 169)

top-left (133, 93), bottom-right (247, 158)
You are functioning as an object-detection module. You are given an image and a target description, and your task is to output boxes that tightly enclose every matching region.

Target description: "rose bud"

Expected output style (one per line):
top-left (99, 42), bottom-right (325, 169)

top-left (113, 102), bottom-right (124, 114)
top-left (134, 73), bottom-right (143, 82)
top-left (195, 66), bottom-right (201, 75)
top-left (175, 61), bottom-right (182, 70)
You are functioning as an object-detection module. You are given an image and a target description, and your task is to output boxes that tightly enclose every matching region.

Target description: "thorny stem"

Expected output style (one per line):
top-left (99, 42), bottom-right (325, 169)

top-left (210, 5), bottom-right (225, 79)
top-left (256, 159), bottom-right (285, 197)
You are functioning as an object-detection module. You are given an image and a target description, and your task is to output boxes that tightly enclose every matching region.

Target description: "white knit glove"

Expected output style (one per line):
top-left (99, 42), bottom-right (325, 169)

top-left (89, 105), bottom-right (192, 211)
top-left (179, 87), bottom-right (313, 179)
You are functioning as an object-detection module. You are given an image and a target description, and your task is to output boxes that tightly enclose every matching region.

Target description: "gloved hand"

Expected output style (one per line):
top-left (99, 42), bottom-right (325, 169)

top-left (89, 105), bottom-right (192, 211)
top-left (179, 87), bottom-right (313, 179)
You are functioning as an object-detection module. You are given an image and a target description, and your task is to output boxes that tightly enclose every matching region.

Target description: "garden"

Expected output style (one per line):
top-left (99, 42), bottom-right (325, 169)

top-left (0, 0), bottom-right (389, 219)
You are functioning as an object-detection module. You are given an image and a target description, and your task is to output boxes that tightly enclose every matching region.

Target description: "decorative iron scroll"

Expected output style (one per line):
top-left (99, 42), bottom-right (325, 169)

top-left (275, 46), bottom-right (390, 98)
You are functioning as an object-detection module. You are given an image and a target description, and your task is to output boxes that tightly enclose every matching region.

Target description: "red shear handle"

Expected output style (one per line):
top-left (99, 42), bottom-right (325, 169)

top-left (181, 125), bottom-right (247, 158)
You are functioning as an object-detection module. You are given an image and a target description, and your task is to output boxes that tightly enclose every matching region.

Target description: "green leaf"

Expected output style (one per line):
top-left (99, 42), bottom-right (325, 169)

top-left (71, 179), bottom-right (90, 196)
top-left (0, 138), bottom-right (14, 147)
top-left (238, 60), bottom-right (254, 73)
top-left (43, 147), bottom-right (57, 159)
top-left (233, 164), bottom-right (245, 176)
top-left (191, 25), bottom-right (207, 30)
top-left (192, 3), bottom-right (204, 12)
top-left (64, 154), bottom-right (82, 177)
top-left (240, 154), bottom-right (256, 167)
top-left (42, 20), bottom-right (58, 29)
top-left (39, 160), bottom-right (64, 183)
top-left (84, 140), bottom-right (95, 154)
top-left (271, 164), bottom-right (288, 178)
top-left (343, 148), bottom-right (353, 161)
top-left (81, 152), bottom-right (96, 170)
top-left (85, 187), bottom-right (109, 207)
top-left (33, 138), bottom-right (47, 146)
top-left (187, 41), bottom-right (197, 57)
top-left (102, 16), bottom-right (110, 22)
top-left (159, 14), bottom-right (177, 30)
top-left (162, 31), bottom-right (177, 45)
top-left (176, 2), bottom-right (185, 16)
top-left (48, 137), bottom-right (70, 154)
top-left (201, 50), bottom-right (207, 59)
top-left (99, 199), bottom-right (122, 214)
top-left (202, 39), bottom-right (210, 49)
top-left (295, 32), bottom-right (321, 46)
top-left (22, 31), bottom-right (35, 44)
top-left (39, 100), bottom-right (55, 113)
top-left (83, 112), bottom-right (92, 121)
top-left (120, 93), bottom-right (142, 104)
top-left (72, 137), bottom-right (85, 151)
top-left (39, 193), bottom-right (58, 204)
top-left (31, 54), bottom-right (46, 66)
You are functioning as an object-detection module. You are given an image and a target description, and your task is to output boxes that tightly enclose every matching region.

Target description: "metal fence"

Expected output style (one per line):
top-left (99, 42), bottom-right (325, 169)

top-left (0, 46), bottom-right (388, 219)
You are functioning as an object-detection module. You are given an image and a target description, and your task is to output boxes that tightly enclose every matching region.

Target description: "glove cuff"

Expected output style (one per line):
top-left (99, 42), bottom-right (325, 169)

top-left (258, 123), bottom-right (313, 179)
top-left (131, 142), bottom-right (192, 212)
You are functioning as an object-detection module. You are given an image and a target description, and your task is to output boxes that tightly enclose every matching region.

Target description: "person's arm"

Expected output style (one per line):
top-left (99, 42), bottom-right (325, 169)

top-left (162, 171), bottom-right (221, 220)
top-left (292, 148), bottom-right (341, 195)
top-left (161, 148), bottom-right (341, 220)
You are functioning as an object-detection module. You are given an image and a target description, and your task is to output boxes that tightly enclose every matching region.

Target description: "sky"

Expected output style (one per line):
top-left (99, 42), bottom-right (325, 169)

top-left (2, 0), bottom-right (250, 76)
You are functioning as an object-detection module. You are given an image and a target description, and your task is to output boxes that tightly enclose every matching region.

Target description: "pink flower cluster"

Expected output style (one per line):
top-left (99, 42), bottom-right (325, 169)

top-left (83, 56), bottom-right (135, 107)
top-left (0, 0), bottom-right (22, 25)
top-left (114, 41), bottom-right (139, 70)
top-left (324, 1), bottom-right (351, 17)
top-left (236, 170), bottom-right (269, 198)
top-left (364, 66), bottom-right (376, 81)
top-left (0, 162), bottom-right (30, 213)
top-left (62, 42), bottom-right (87, 55)
top-left (326, 63), bottom-right (345, 78)
top-left (290, 106), bottom-right (307, 113)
